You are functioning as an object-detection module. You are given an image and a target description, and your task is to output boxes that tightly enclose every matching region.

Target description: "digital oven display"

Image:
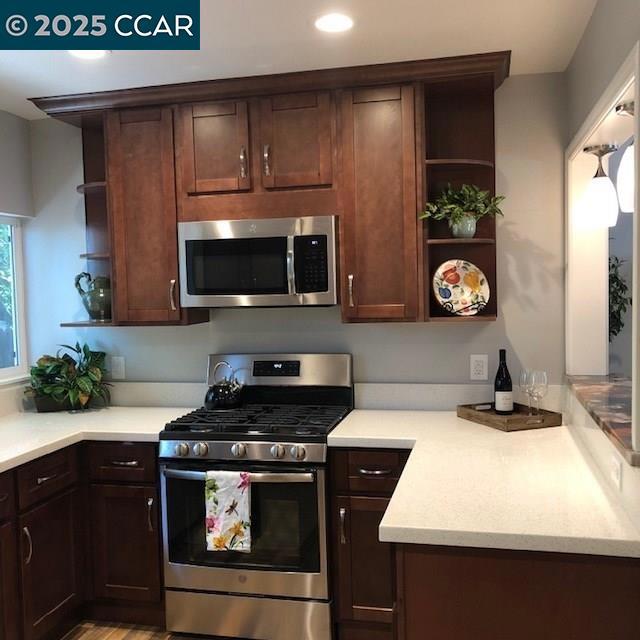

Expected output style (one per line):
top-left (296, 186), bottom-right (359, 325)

top-left (253, 360), bottom-right (301, 377)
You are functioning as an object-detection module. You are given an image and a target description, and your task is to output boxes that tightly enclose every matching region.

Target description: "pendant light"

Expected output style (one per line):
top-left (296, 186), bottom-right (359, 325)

top-left (615, 101), bottom-right (635, 214)
top-left (582, 144), bottom-right (619, 227)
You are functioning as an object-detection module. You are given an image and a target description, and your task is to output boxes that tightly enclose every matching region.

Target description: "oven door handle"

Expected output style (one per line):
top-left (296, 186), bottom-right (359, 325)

top-left (163, 469), bottom-right (315, 483)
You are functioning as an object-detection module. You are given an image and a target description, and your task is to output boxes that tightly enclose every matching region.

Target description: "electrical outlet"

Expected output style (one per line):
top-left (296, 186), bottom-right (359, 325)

top-left (609, 455), bottom-right (623, 491)
top-left (110, 356), bottom-right (126, 380)
top-left (470, 354), bottom-right (489, 381)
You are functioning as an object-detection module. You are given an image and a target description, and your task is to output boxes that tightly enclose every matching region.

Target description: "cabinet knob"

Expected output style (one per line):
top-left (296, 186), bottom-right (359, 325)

top-left (147, 497), bottom-right (154, 533)
top-left (263, 144), bottom-right (271, 177)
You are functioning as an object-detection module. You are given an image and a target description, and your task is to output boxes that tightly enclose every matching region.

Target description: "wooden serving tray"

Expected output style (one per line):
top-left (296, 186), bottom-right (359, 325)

top-left (457, 402), bottom-right (562, 432)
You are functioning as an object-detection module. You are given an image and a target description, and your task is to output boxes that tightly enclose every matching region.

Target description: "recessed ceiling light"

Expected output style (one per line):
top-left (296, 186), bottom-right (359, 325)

top-left (68, 50), bottom-right (109, 60)
top-left (315, 13), bottom-right (354, 33)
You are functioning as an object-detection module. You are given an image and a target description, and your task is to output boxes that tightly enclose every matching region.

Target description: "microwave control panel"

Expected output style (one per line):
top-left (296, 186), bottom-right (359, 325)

top-left (294, 235), bottom-right (329, 293)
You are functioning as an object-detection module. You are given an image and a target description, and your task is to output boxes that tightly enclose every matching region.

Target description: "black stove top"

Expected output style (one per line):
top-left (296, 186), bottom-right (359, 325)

top-left (162, 404), bottom-right (351, 442)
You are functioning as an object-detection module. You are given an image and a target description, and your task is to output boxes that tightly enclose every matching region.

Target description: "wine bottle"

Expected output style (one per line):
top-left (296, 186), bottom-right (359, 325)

top-left (494, 349), bottom-right (513, 415)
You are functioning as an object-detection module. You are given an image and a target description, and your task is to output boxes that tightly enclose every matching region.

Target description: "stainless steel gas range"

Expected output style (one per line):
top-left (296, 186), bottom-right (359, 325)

top-left (159, 353), bottom-right (353, 640)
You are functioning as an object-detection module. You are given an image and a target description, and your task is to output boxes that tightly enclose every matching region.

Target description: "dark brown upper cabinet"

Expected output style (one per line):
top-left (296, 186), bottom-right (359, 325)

top-left (259, 91), bottom-right (333, 189)
top-left (178, 100), bottom-right (251, 194)
top-left (106, 107), bottom-right (207, 325)
top-left (340, 85), bottom-right (418, 322)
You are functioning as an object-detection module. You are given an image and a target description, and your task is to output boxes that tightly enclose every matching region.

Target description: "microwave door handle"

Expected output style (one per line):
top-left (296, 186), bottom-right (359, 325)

top-left (286, 236), bottom-right (296, 295)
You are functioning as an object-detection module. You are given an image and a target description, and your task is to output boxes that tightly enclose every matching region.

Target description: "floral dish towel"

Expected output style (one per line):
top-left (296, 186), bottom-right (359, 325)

top-left (205, 471), bottom-right (251, 552)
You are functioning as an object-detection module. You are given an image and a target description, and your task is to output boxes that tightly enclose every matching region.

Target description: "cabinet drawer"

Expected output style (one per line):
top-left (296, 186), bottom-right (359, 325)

top-left (0, 472), bottom-right (15, 522)
top-left (87, 442), bottom-right (157, 483)
top-left (17, 447), bottom-right (79, 511)
top-left (331, 449), bottom-right (409, 495)
top-left (337, 622), bottom-right (394, 640)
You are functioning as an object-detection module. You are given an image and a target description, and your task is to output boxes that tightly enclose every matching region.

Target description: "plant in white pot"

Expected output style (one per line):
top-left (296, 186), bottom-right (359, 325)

top-left (420, 184), bottom-right (505, 238)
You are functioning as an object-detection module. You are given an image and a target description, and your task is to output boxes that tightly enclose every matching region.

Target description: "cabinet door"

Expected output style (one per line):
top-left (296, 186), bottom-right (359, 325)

top-left (0, 521), bottom-right (19, 640)
top-left (19, 489), bottom-right (83, 640)
top-left (341, 86), bottom-right (418, 321)
top-left (179, 101), bottom-right (251, 194)
top-left (334, 495), bottom-right (395, 625)
top-left (260, 92), bottom-right (333, 189)
top-left (106, 107), bottom-right (182, 323)
top-left (90, 484), bottom-right (161, 602)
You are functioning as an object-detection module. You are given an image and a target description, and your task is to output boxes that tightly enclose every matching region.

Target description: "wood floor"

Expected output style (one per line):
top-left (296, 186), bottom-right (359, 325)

top-left (62, 622), bottom-right (172, 640)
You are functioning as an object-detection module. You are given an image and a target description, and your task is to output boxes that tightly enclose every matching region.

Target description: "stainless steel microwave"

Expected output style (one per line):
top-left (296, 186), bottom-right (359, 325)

top-left (177, 215), bottom-right (337, 308)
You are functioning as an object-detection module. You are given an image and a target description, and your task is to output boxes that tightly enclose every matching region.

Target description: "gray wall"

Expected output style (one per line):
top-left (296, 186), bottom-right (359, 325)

top-left (0, 110), bottom-right (32, 217)
top-left (566, 0), bottom-right (640, 140)
top-left (24, 73), bottom-right (566, 384)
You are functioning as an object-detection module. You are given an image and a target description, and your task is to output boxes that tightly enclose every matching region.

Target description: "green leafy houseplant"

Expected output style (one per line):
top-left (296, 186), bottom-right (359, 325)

top-left (609, 256), bottom-right (632, 342)
top-left (419, 184), bottom-right (505, 237)
top-left (25, 343), bottom-right (111, 411)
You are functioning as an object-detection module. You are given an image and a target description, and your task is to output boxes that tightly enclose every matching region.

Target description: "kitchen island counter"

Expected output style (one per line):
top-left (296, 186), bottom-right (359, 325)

top-left (329, 410), bottom-right (640, 558)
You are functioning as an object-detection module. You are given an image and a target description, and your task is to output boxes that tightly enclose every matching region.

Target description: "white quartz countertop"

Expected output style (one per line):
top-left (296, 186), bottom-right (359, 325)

top-left (328, 410), bottom-right (640, 557)
top-left (0, 406), bottom-right (190, 473)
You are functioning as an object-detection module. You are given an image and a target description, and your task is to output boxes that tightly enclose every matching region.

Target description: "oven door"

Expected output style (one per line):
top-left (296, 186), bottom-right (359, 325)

top-left (160, 464), bottom-right (328, 600)
top-left (177, 216), bottom-right (337, 307)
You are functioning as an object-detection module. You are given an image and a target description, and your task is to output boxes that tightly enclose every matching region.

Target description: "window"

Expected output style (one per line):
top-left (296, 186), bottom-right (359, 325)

top-left (0, 219), bottom-right (26, 382)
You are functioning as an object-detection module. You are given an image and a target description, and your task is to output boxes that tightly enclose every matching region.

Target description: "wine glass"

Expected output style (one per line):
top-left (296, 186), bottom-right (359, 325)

top-left (519, 369), bottom-right (533, 415)
top-left (530, 371), bottom-right (548, 415)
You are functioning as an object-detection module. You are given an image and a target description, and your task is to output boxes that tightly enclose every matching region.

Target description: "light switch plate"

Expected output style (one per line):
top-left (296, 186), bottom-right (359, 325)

top-left (470, 354), bottom-right (489, 381)
top-left (110, 356), bottom-right (126, 380)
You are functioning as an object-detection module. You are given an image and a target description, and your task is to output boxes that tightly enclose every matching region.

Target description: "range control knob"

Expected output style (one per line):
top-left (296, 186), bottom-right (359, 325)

top-left (290, 445), bottom-right (307, 461)
top-left (270, 444), bottom-right (286, 459)
top-left (231, 443), bottom-right (247, 458)
top-left (174, 442), bottom-right (190, 457)
top-left (193, 442), bottom-right (209, 458)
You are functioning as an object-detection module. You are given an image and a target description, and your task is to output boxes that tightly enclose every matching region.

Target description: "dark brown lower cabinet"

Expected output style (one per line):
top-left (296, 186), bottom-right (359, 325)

top-left (0, 520), bottom-right (19, 640)
top-left (396, 545), bottom-right (640, 640)
top-left (89, 484), bottom-right (161, 603)
top-left (19, 488), bottom-right (83, 640)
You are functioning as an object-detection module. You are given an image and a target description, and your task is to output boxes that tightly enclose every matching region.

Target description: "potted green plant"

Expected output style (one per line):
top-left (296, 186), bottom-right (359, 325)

top-left (420, 184), bottom-right (505, 238)
top-left (25, 343), bottom-right (111, 412)
top-left (609, 256), bottom-right (632, 342)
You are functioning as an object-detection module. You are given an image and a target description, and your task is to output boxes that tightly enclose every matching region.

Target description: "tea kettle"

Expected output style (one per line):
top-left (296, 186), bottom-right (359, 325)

top-left (204, 361), bottom-right (245, 409)
top-left (75, 272), bottom-right (111, 321)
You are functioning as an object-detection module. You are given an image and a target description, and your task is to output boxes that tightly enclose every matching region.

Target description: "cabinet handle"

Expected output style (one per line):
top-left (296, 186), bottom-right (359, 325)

top-left (110, 460), bottom-right (140, 468)
top-left (339, 507), bottom-right (347, 544)
top-left (263, 144), bottom-right (271, 177)
top-left (0, 493), bottom-right (8, 503)
top-left (358, 468), bottom-right (393, 477)
top-left (36, 474), bottom-right (57, 486)
top-left (147, 497), bottom-right (154, 533)
top-left (239, 146), bottom-right (248, 179)
top-left (23, 527), bottom-right (33, 565)
top-left (169, 279), bottom-right (177, 312)
top-left (347, 274), bottom-right (355, 307)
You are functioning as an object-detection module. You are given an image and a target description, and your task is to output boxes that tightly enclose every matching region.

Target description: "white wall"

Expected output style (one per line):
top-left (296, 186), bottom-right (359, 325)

top-left (566, 0), bottom-right (640, 140)
top-left (23, 73), bottom-right (567, 385)
top-left (0, 109), bottom-right (32, 217)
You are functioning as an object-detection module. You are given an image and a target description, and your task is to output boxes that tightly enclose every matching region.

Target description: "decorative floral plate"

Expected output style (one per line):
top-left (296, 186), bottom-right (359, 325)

top-left (432, 259), bottom-right (490, 316)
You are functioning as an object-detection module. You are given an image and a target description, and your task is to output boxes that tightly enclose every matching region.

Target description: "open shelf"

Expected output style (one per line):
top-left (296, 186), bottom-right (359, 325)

top-left (425, 159), bottom-right (494, 168)
top-left (429, 314), bottom-right (497, 323)
top-left (427, 238), bottom-right (495, 245)
top-left (80, 252), bottom-right (111, 260)
top-left (60, 321), bottom-right (113, 327)
top-left (76, 181), bottom-right (106, 194)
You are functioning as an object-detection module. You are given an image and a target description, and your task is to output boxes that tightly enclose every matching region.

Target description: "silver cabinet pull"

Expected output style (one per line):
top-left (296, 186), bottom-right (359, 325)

top-left (339, 507), bottom-right (347, 544)
top-left (147, 497), bottom-right (154, 533)
top-left (0, 493), bottom-right (8, 503)
top-left (263, 144), bottom-right (271, 176)
top-left (36, 474), bottom-right (57, 486)
top-left (239, 145), bottom-right (248, 179)
top-left (169, 279), bottom-right (177, 312)
top-left (358, 468), bottom-right (393, 477)
top-left (111, 460), bottom-right (140, 468)
top-left (23, 527), bottom-right (33, 565)
top-left (347, 274), bottom-right (355, 307)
